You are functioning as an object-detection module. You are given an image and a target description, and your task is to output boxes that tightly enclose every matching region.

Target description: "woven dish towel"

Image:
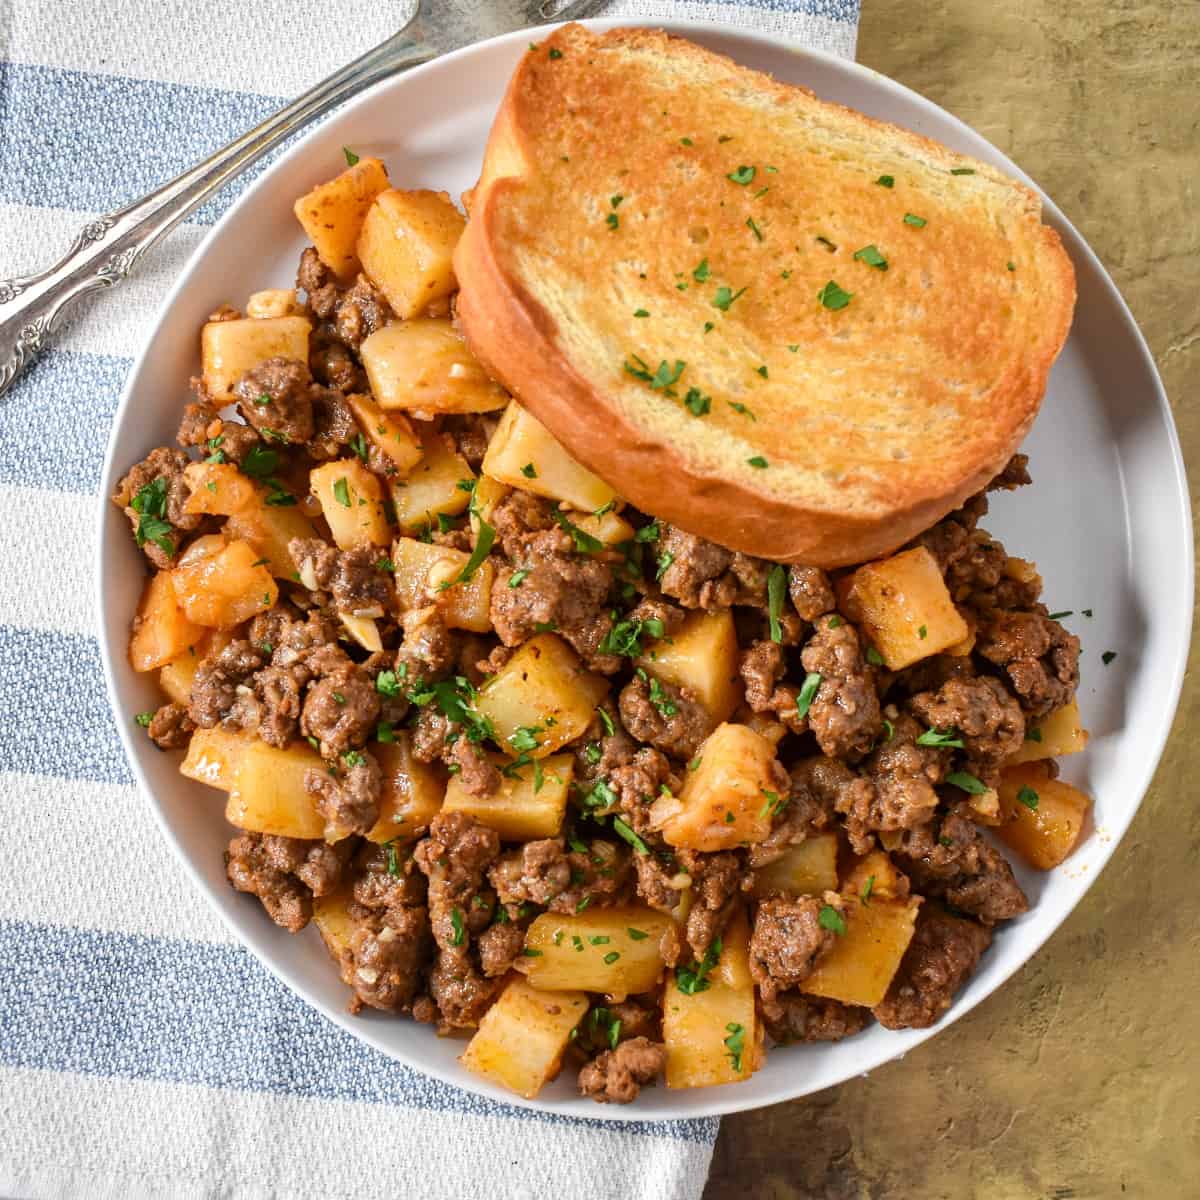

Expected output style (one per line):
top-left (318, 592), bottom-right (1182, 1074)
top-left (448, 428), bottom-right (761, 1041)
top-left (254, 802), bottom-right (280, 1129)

top-left (0, 2), bottom-right (858, 1197)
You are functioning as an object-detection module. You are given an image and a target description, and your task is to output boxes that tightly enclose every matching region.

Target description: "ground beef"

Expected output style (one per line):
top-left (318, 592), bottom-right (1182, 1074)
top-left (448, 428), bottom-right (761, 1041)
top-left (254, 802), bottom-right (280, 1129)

top-left (308, 388), bottom-right (357, 459)
top-left (225, 832), bottom-right (350, 932)
top-left (301, 657), bottom-right (380, 758)
top-left (618, 674), bottom-right (710, 761)
top-left (413, 812), bottom-right (501, 951)
top-left (428, 945), bottom-right (501, 1029)
top-left (396, 606), bottom-right (460, 678)
top-left (545, 839), bottom-right (631, 915)
top-left (909, 674), bottom-right (1026, 783)
top-left (680, 849), bottom-right (747, 958)
top-left (233, 356), bottom-right (315, 444)
top-left (761, 994), bottom-right (871, 1044)
top-left (606, 745), bottom-right (673, 836)
top-left (976, 610), bottom-right (1080, 720)
top-left (477, 921), bottom-right (526, 977)
top-left (442, 414), bottom-right (498, 470)
top-left (289, 537), bottom-right (394, 615)
top-left (800, 617), bottom-right (882, 760)
top-left (788, 565), bottom-right (836, 621)
top-left (176, 400), bottom-right (218, 449)
top-left (410, 707), bottom-right (451, 764)
top-left (894, 810), bottom-right (1028, 923)
top-left (112, 446), bottom-right (202, 567)
top-left (188, 640), bottom-right (265, 728)
top-left (657, 525), bottom-right (770, 609)
top-left (578, 1037), bottom-right (666, 1104)
top-left (352, 843), bottom-right (427, 915)
top-left (749, 893), bottom-right (845, 1002)
top-left (874, 905), bottom-right (993, 1029)
top-left (445, 736), bottom-right (500, 797)
top-left (489, 839), bottom-right (571, 907)
top-left (739, 640), bottom-right (804, 733)
top-left (304, 750), bottom-right (382, 836)
top-left (632, 851), bottom-right (688, 913)
top-left (989, 453), bottom-right (1032, 491)
top-left (489, 489), bottom-right (560, 558)
top-left (251, 663), bottom-right (304, 748)
top-left (310, 332), bottom-right (366, 393)
top-left (334, 276), bottom-right (391, 348)
top-left (345, 907), bottom-right (431, 1011)
top-left (147, 702), bottom-right (194, 750)
top-left (297, 246), bottom-right (333, 305)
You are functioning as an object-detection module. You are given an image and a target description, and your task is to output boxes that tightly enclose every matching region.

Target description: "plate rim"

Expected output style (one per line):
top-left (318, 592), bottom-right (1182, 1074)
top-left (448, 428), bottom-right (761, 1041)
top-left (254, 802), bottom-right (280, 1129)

top-left (94, 16), bottom-right (1193, 1122)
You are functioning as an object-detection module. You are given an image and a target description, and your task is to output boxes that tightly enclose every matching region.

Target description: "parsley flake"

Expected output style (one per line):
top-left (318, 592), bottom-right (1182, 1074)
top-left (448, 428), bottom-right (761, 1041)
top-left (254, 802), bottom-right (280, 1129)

top-left (903, 213), bottom-right (928, 228)
top-left (876, 175), bottom-right (895, 188)
top-left (747, 456), bottom-right (768, 469)
top-left (946, 770), bottom-right (988, 795)
top-left (343, 147), bottom-right (359, 166)
top-left (916, 727), bottom-right (965, 748)
top-left (767, 564), bottom-right (787, 644)
top-left (853, 244), bottom-right (888, 270)
top-left (727, 165), bottom-right (756, 185)
top-left (332, 477), bottom-right (351, 508)
top-left (796, 672), bottom-right (822, 719)
top-left (712, 285), bottom-right (747, 312)
top-left (1017, 786), bottom-right (1040, 811)
top-left (818, 280), bottom-right (853, 310)
top-left (819, 905), bottom-right (847, 936)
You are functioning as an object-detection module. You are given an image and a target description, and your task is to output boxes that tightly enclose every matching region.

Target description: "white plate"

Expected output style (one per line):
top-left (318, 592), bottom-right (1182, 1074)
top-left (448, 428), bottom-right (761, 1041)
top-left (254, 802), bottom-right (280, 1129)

top-left (96, 19), bottom-right (1192, 1120)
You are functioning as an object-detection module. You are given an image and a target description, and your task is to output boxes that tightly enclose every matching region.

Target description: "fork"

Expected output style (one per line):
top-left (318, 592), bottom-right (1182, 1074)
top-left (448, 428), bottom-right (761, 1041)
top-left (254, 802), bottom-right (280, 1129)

top-left (0, 0), bottom-right (602, 398)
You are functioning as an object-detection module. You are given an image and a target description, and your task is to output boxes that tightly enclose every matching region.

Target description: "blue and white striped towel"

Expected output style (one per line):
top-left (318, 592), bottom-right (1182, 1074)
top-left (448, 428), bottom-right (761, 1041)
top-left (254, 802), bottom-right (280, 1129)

top-left (0, 3), bottom-right (858, 1196)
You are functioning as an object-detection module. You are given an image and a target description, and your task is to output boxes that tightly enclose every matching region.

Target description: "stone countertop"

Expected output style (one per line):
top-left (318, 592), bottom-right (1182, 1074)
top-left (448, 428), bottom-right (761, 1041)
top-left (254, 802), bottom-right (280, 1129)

top-left (703, 2), bottom-right (1199, 1196)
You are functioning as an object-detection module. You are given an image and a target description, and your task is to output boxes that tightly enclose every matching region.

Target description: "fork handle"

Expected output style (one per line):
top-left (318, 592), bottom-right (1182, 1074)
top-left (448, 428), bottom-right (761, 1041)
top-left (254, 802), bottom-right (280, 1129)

top-left (0, 27), bottom-right (435, 399)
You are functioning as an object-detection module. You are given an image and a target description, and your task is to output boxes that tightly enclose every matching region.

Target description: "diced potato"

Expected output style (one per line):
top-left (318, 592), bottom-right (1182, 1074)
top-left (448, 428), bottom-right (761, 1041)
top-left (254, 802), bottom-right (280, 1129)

top-left (475, 635), bottom-right (609, 758)
top-left (738, 709), bottom-right (790, 748)
top-left (201, 315), bottom-right (311, 404)
top-left (182, 462), bottom-right (258, 516)
top-left (180, 726), bottom-right (255, 791)
top-left (225, 500), bottom-right (320, 580)
top-left (293, 156), bottom-right (391, 282)
top-left (801, 896), bottom-right (922, 1008)
top-left (171, 535), bottom-right (278, 630)
top-left (482, 401), bottom-right (617, 512)
top-left (356, 188), bottom-right (466, 318)
top-left (245, 288), bottom-right (303, 319)
top-left (518, 907), bottom-right (675, 1000)
top-left (996, 761), bottom-right (1091, 869)
top-left (570, 509), bottom-right (635, 546)
top-left (637, 609), bottom-right (740, 727)
top-left (345, 393), bottom-right (424, 475)
top-left (1008, 699), bottom-right (1088, 765)
top-left (751, 833), bottom-right (840, 898)
top-left (390, 435), bottom-right (475, 534)
top-left (442, 753), bottom-right (573, 840)
top-left (365, 733), bottom-right (446, 843)
top-left (840, 849), bottom-right (908, 903)
top-left (664, 909), bottom-right (759, 1089)
top-left (225, 738), bottom-right (330, 840)
top-left (392, 537), bottom-right (495, 633)
top-left (461, 975), bottom-right (588, 1099)
top-left (158, 630), bottom-right (234, 706)
top-left (838, 545), bottom-right (969, 670)
top-left (309, 459), bottom-right (390, 549)
top-left (650, 723), bottom-right (777, 851)
top-left (471, 474), bottom-right (511, 535)
top-left (129, 570), bottom-right (205, 672)
top-left (312, 887), bottom-right (358, 961)
top-left (361, 318), bottom-right (506, 415)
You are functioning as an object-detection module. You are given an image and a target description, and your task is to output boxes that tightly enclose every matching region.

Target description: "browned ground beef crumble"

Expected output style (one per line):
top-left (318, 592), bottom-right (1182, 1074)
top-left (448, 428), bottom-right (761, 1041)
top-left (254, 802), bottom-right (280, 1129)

top-left (117, 243), bottom-right (1081, 1104)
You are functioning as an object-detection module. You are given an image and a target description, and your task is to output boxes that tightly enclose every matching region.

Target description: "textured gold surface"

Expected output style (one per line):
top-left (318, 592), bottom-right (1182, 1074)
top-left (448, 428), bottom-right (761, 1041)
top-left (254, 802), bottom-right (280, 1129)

top-left (704, 2), bottom-right (1199, 1195)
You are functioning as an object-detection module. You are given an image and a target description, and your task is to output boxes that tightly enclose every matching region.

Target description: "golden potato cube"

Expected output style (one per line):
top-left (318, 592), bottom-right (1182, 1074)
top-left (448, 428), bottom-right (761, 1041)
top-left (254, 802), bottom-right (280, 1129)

top-left (751, 832), bottom-right (840, 898)
top-left (182, 462), bottom-right (258, 517)
top-left (801, 896), bottom-right (921, 1008)
top-left (482, 401), bottom-right (617, 513)
top-left (225, 501), bottom-right (320, 580)
top-left (180, 726), bottom-right (255, 791)
top-left (996, 761), bottom-right (1091, 869)
top-left (1008, 698), bottom-right (1088, 765)
top-left (840, 849), bottom-right (909, 903)
top-left (345, 393), bottom-right (424, 476)
top-left (568, 508), bottom-right (635, 546)
top-left (471, 474), bottom-right (511, 536)
top-left (461, 975), bottom-right (589, 1099)
top-left (312, 887), bottom-right (358, 962)
top-left (245, 288), bottom-right (303, 319)
top-left (637, 609), bottom-right (740, 727)
top-left (475, 635), bottom-right (609, 758)
top-left (839, 546), bottom-right (968, 670)
top-left (309, 459), bottom-right (390, 549)
top-left (365, 733), bottom-right (446, 843)
top-left (442, 753), bottom-right (574, 840)
top-left (357, 188), bottom-right (466, 318)
top-left (200, 315), bottom-right (311, 404)
top-left (361, 318), bottom-right (506, 415)
top-left (390, 434), bottom-right (475, 534)
top-left (128, 570), bottom-right (205, 673)
top-left (392, 537), bottom-right (495, 633)
top-left (159, 631), bottom-right (233, 706)
top-left (224, 738), bottom-right (328, 840)
top-left (518, 907), bottom-right (675, 999)
top-left (293, 156), bottom-right (391, 282)
top-left (664, 909), bottom-right (758, 1089)
top-left (171, 536), bottom-right (278, 630)
top-left (651, 723), bottom-right (778, 851)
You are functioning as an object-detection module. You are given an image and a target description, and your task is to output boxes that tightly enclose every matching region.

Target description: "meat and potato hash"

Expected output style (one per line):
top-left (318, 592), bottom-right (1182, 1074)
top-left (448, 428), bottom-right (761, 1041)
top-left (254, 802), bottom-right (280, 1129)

top-left (116, 155), bottom-right (1091, 1104)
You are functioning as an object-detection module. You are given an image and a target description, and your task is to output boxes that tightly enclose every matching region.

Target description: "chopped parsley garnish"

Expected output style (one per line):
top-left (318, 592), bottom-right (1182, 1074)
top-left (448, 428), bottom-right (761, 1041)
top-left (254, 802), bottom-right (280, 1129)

top-left (130, 477), bottom-right (175, 558)
top-left (728, 401), bottom-right (756, 420)
top-left (635, 521), bottom-right (661, 543)
top-left (606, 212), bottom-right (619, 231)
top-left (610, 194), bottom-right (623, 209)
top-left (918, 624), bottom-right (928, 639)
top-left (1102, 651), bottom-right (1118, 665)
top-left (815, 235), bottom-right (837, 251)
top-left (1083, 608), bottom-right (1094, 618)
top-left (598, 614), bottom-right (664, 658)
top-left (727, 165), bottom-right (756, 185)
top-left (440, 519), bottom-right (497, 591)
top-left (519, 462), bottom-right (538, 480)
top-left (375, 556), bottom-right (394, 574)
top-left (509, 725), bottom-right (543, 753)
top-left (449, 908), bottom-right (465, 946)
top-left (1025, 727), bottom-right (1044, 743)
top-left (693, 258), bottom-right (710, 282)
top-left (767, 564), bottom-right (787, 644)
top-left (572, 935), bottom-right (584, 952)
top-left (747, 456), bottom-right (768, 469)
top-left (866, 645), bottom-right (885, 666)
top-left (646, 675), bottom-right (677, 717)
top-left (946, 770), bottom-right (988, 795)
top-left (589, 936), bottom-right (611, 946)
top-left (508, 569), bottom-right (530, 588)
top-left (331, 692), bottom-right (346, 706)
top-left (612, 816), bottom-right (650, 856)
top-left (597, 707), bottom-right (616, 737)
top-left (684, 387), bottom-right (711, 416)
top-left (817, 280), bottom-right (853, 310)
top-left (624, 354), bottom-right (686, 396)
top-left (746, 216), bottom-right (764, 242)
top-left (1017, 786), bottom-right (1040, 811)
top-left (548, 47), bottom-right (563, 59)
top-left (676, 938), bottom-right (722, 995)
top-left (703, 321), bottom-right (714, 334)
top-left (633, 308), bottom-right (650, 318)
top-left (332, 477), bottom-right (351, 507)
top-left (916, 727), bottom-right (965, 748)
top-left (1008, 261), bottom-right (1016, 271)
top-left (827, 615), bottom-right (844, 628)
top-left (861, 875), bottom-right (875, 905)
top-left (712, 285), bottom-right (747, 312)
top-left (1048, 610), bottom-right (1073, 620)
top-left (655, 550), bottom-right (675, 581)
top-left (384, 839), bottom-right (401, 876)
top-left (627, 927), bottom-right (649, 941)
top-left (681, 136), bottom-right (693, 146)
top-left (759, 788), bottom-right (787, 819)
top-left (252, 392), bottom-right (271, 407)
top-left (343, 146), bottom-right (360, 166)
top-left (410, 676), bottom-right (494, 744)
top-left (903, 213), bottom-right (927, 228)
top-left (819, 905), bottom-right (847, 936)
top-left (552, 508), bottom-right (605, 555)
top-left (853, 244), bottom-right (888, 270)
top-left (376, 721), bottom-right (395, 744)
top-left (375, 670), bottom-right (400, 697)
top-left (521, 948), bottom-right (543, 957)
top-left (724, 1022), bottom-right (745, 1072)
top-left (876, 174), bottom-right (894, 187)
top-left (134, 711), bottom-right (154, 728)
top-left (796, 671), bottom-right (822, 719)
top-left (603, 951), bottom-right (620, 965)
top-left (951, 167), bottom-right (976, 175)
top-left (880, 718), bottom-right (895, 744)
top-left (755, 365), bottom-right (768, 378)
top-left (342, 750), bottom-right (365, 768)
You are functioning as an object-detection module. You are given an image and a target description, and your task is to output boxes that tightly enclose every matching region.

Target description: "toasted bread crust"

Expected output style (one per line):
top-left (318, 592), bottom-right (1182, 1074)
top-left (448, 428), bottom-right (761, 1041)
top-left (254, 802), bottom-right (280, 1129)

top-left (455, 26), bottom-right (1075, 566)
